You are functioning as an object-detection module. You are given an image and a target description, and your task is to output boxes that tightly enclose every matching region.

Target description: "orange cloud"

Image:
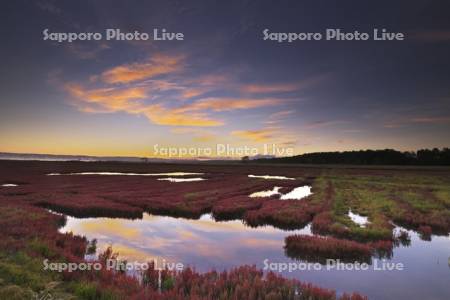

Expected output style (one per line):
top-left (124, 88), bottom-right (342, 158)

top-left (181, 88), bottom-right (204, 99)
top-left (65, 53), bottom-right (286, 128)
top-left (66, 83), bottom-right (223, 127)
top-left (101, 54), bottom-right (184, 84)
top-left (193, 134), bottom-right (216, 142)
top-left (139, 97), bottom-right (283, 127)
top-left (231, 128), bottom-right (276, 142)
top-left (65, 84), bottom-right (147, 111)
top-left (141, 105), bottom-right (223, 127)
top-left (178, 98), bottom-right (283, 112)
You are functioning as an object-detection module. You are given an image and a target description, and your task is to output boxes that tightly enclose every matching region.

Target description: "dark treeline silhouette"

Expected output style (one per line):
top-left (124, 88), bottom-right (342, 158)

top-left (254, 148), bottom-right (450, 165)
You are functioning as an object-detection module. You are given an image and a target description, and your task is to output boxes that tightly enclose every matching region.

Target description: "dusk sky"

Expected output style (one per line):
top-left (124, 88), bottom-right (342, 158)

top-left (1, 0), bottom-right (450, 157)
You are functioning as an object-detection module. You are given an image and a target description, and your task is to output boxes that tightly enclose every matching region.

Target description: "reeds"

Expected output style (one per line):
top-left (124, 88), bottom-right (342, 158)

top-left (135, 265), bottom-right (367, 300)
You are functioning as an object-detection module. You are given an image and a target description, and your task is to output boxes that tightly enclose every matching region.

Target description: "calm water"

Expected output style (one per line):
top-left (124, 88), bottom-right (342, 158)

top-left (249, 185), bottom-right (312, 199)
top-left (47, 172), bottom-right (203, 176)
top-left (59, 212), bottom-right (450, 300)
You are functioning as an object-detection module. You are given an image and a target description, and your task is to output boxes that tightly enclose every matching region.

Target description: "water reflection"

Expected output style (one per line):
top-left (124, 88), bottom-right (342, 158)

top-left (248, 175), bottom-right (295, 180)
top-left (61, 213), bottom-right (309, 268)
top-left (280, 186), bottom-right (312, 200)
top-left (249, 186), bottom-right (312, 200)
top-left (47, 172), bottom-right (203, 176)
top-left (348, 210), bottom-right (370, 227)
top-left (59, 212), bottom-right (450, 300)
top-left (157, 177), bottom-right (205, 182)
top-left (249, 187), bottom-right (282, 197)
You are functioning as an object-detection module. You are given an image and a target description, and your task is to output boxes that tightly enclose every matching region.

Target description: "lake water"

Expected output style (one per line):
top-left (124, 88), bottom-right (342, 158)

top-left (59, 212), bottom-right (450, 300)
top-left (249, 186), bottom-right (283, 197)
top-left (348, 210), bottom-right (370, 227)
top-left (157, 177), bottom-right (206, 182)
top-left (249, 185), bottom-right (313, 200)
top-left (47, 172), bottom-right (203, 176)
top-left (248, 174), bottom-right (295, 180)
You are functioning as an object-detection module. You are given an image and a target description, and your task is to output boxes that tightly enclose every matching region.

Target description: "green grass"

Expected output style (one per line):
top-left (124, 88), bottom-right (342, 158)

top-left (433, 188), bottom-right (450, 207)
top-left (29, 238), bottom-right (57, 258)
top-left (0, 284), bottom-right (35, 300)
top-left (184, 189), bottom-right (219, 200)
top-left (69, 281), bottom-right (121, 300)
top-left (308, 176), bottom-right (329, 205)
top-left (311, 172), bottom-right (450, 240)
top-left (0, 250), bottom-right (121, 300)
top-left (0, 251), bottom-right (59, 292)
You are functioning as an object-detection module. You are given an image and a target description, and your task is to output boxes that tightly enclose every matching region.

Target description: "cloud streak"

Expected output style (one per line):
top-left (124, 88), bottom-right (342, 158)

top-left (265, 110), bottom-right (295, 124)
top-left (231, 128), bottom-right (276, 142)
top-left (65, 84), bottom-right (147, 112)
top-left (241, 74), bottom-right (330, 94)
top-left (177, 98), bottom-right (283, 112)
top-left (101, 54), bottom-right (184, 84)
top-left (66, 83), bottom-right (283, 127)
top-left (63, 53), bottom-right (303, 128)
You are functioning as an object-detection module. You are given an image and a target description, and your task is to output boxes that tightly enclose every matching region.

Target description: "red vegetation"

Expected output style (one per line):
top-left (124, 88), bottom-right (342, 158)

top-left (2, 159), bottom-right (448, 298)
top-left (135, 265), bottom-right (367, 300)
top-left (0, 158), bottom-right (370, 299)
top-left (393, 211), bottom-right (448, 235)
top-left (2, 159), bottom-right (449, 236)
top-left (0, 160), bottom-right (324, 227)
top-left (245, 200), bottom-right (321, 229)
top-left (312, 211), bottom-right (343, 235)
top-left (212, 196), bottom-right (264, 220)
top-left (0, 202), bottom-right (83, 258)
top-left (312, 211), bottom-right (394, 243)
top-left (0, 203), bottom-right (368, 299)
top-left (0, 203), bottom-right (142, 297)
top-left (285, 235), bottom-right (372, 263)
top-left (285, 235), bottom-right (395, 263)
top-left (417, 225), bottom-right (433, 240)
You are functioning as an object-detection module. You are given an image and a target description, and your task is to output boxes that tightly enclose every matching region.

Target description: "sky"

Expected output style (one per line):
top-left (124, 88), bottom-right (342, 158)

top-left (1, 0), bottom-right (450, 158)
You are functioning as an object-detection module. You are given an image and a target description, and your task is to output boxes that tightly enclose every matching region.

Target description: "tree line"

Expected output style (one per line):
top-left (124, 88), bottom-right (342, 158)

top-left (253, 148), bottom-right (450, 165)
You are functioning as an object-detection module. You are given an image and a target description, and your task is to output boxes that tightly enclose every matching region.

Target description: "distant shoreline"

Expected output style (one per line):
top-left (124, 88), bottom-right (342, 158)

top-left (1, 148), bottom-right (449, 166)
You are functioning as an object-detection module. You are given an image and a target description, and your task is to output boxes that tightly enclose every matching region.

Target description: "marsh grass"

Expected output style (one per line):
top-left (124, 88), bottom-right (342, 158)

top-left (312, 173), bottom-right (449, 241)
top-left (1, 161), bottom-right (449, 299)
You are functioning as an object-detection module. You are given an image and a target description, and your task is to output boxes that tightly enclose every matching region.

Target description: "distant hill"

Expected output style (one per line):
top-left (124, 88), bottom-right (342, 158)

top-left (3, 149), bottom-right (450, 165)
top-left (254, 148), bottom-right (450, 165)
